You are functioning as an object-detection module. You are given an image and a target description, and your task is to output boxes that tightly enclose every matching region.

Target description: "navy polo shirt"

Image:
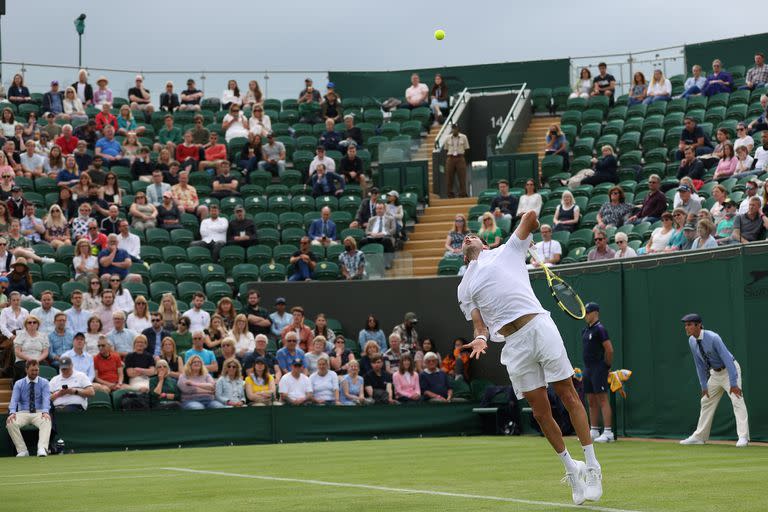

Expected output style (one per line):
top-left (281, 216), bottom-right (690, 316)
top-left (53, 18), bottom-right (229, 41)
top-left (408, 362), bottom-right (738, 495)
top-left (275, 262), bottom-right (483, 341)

top-left (582, 321), bottom-right (610, 365)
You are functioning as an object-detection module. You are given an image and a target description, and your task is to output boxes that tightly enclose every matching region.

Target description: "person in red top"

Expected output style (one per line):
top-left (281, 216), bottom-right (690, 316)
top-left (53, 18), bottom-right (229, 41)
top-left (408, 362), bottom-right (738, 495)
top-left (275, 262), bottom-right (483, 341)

top-left (54, 124), bottom-right (79, 155)
top-left (92, 335), bottom-right (129, 393)
top-left (85, 219), bottom-right (109, 250)
top-left (280, 306), bottom-right (314, 351)
top-left (199, 132), bottom-right (227, 171)
top-left (95, 103), bottom-right (118, 133)
top-left (175, 130), bottom-right (201, 172)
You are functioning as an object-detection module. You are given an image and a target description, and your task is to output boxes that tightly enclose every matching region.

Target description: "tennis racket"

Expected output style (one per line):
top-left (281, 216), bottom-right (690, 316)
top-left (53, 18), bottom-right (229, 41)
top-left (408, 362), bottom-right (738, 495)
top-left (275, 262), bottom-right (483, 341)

top-left (527, 248), bottom-right (586, 320)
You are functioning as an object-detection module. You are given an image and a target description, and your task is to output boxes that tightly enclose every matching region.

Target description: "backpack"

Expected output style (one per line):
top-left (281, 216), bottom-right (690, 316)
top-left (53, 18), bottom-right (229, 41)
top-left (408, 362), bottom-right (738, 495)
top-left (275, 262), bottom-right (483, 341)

top-left (119, 392), bottom-right (150, 411)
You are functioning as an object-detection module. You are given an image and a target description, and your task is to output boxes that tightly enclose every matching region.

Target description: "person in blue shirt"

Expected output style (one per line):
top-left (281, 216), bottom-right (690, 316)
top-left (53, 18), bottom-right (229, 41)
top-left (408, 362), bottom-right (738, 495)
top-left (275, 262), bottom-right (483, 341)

top-left (679, 313), bottom-right (749, 447)
top-left (42, 81), bottom-right (65, 117)
top-left (6, 360), bottom-right (52, 457)
top-left (269, 297), bottom-right (292, 339)
top-left (680, 64), bottom-right (708, 98)
top-left (309, 164), bottom-right (345, 198)
top-left (544, 125), bottom-right (569, 171)
top-left (95, 125), bottom-right (130, 167)
top-left (307, 206), bottom-right (338, 247)
top-left (276, 332), bottom-right (307, 375)
top-left (48, 312), bottom-right (74, 369)
top-left (580, 303), bottom-right (615, 443)
top-left (700, 60), bottom-right (733, 97)
top-left (184, 330), bottom-right (218, 375)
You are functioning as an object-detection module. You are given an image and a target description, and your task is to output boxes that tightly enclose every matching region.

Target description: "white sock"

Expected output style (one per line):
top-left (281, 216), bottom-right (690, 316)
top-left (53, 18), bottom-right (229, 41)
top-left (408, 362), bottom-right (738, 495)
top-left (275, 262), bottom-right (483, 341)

top-left (558, 449), bottom-right (578, 473)
top-left (603, 427), bottom-right (612, 434)
top-left (583, 444), bottom-right (600, 469)
top-left (590, 426), bottom-right (600, 433)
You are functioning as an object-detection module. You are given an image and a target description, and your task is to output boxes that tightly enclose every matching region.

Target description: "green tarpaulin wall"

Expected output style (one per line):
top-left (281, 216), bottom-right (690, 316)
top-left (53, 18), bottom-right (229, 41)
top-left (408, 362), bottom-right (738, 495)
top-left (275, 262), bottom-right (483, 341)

top-left (328, 59), bottom-right (570, 99)
top-left (1, 404), bottom-right (482, 456)
top-left (684, 32), bottom-right (768, 71)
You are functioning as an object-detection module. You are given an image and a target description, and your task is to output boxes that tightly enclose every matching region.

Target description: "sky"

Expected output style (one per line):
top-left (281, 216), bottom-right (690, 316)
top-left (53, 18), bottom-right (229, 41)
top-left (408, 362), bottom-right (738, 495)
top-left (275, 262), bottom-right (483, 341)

top-left (0, 1), bottom-right (765, 99)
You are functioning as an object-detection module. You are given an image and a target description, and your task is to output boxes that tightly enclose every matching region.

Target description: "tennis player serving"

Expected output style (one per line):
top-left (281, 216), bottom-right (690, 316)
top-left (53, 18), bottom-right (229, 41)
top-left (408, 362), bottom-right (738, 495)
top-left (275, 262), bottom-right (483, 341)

top-left (458, 210), bottom-right (602, 505)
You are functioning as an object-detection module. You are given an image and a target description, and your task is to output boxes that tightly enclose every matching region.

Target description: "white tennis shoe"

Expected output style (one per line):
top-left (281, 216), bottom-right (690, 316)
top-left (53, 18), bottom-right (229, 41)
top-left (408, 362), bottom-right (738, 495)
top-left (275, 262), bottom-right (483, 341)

top-left (584, 465), bottom-right (603, 501)
top-left (594, 431), bottom-right (615, 443)
top-left (679, 436), bottom-right (705, 445)
top-left (561, 460), bottom-right (586, 505)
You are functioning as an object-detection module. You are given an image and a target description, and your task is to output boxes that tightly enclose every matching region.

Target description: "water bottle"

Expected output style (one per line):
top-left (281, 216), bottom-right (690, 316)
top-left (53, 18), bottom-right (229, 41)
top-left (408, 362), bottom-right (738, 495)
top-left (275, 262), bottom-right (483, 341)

top-left (56, 438), bottom-right (65, 454)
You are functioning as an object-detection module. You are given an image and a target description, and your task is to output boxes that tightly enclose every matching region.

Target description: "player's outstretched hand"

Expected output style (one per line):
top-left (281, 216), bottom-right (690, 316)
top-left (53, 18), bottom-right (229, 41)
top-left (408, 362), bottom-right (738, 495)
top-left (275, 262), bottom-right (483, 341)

top-left (463, 338), bottom-right (488, 360)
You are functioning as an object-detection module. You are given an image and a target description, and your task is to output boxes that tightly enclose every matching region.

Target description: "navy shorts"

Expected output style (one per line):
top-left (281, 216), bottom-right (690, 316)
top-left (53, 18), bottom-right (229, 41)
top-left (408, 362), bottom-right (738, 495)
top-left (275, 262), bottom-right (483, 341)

top-left (583, 363), bottom-right (609, 394)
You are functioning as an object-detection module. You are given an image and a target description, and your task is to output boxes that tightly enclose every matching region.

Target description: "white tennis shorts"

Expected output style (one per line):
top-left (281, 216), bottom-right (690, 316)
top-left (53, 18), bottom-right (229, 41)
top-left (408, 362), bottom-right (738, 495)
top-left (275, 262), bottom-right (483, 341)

top-left (499, 313), bottom-right (574, 399)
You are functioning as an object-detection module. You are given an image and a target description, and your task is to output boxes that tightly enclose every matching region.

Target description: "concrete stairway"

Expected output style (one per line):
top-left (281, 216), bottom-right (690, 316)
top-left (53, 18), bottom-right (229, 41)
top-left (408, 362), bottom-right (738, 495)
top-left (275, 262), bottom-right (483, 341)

top-left (0, 378), bottom-right (11, 413)
top-left (516, 115), bottom-right (562, 176)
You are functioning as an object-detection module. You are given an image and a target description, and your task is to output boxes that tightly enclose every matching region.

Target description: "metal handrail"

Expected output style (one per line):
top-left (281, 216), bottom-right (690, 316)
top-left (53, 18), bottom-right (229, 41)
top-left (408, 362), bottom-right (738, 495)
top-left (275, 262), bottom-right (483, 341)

top-left (493, 82), bottom-right (527, 150)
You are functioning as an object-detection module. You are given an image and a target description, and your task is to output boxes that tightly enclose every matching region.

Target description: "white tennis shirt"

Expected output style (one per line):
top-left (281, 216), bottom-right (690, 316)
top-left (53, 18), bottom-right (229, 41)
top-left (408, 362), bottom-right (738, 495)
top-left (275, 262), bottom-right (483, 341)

top-left (457, 232), bottom-right (546, 342)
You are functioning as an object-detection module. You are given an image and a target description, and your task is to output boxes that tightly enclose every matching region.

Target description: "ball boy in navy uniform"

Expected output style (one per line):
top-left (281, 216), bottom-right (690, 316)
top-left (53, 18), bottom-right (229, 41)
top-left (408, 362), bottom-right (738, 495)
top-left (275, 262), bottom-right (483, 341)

top-left (581, 302), bottom-right (615, 443)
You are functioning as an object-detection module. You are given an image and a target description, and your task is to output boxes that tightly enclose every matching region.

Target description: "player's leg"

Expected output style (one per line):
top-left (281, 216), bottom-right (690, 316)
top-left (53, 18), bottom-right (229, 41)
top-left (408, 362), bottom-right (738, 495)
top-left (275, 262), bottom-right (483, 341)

top-left (551, 378), bottom-right (593, 448)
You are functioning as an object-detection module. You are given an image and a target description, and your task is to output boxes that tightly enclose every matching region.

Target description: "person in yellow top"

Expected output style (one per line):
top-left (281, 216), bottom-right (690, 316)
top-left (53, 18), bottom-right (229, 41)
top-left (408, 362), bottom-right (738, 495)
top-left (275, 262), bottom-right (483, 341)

top-left (244, 357), bottom-right (279, 406)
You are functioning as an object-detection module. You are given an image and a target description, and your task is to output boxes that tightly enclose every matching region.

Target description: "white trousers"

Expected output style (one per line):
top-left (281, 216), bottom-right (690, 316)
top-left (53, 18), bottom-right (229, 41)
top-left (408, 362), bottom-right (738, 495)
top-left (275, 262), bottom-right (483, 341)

top-left (692, 361), bottom-right (749, 441)
top-left (6, 411), bottom-right (52, 453)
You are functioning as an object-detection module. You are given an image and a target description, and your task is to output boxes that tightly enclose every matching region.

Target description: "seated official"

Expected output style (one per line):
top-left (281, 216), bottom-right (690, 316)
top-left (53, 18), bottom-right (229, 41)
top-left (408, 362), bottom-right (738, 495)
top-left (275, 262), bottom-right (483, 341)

top-left (6, 360), bottom-right (52, 457)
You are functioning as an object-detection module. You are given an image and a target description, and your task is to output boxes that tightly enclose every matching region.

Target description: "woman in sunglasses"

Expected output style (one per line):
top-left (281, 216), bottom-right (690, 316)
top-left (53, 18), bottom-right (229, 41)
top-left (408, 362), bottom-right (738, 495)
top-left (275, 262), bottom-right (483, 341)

top-left (12, 314), bottom-right (48, 381)
top-left (108, 275), bottom-right (134, 313)
top-left (215, 357), bottom-right (246, 407)
top-left (444, 214), bottom-right (469, 258)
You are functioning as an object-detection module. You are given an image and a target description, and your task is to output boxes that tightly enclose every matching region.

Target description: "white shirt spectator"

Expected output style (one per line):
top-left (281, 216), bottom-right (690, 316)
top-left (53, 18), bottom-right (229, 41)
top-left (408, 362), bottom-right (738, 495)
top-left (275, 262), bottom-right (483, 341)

top-left (0, 307), bottom-right (29, 338)
top-left (532, 239), bottom-right (562, 266)
top-left (249, 115), bottom-right (272, 137)
top-left (20, 152), bottom-right (45, 173)
top-left (50, 370), bottom-right (92, 409)
top-left (61, 349), bottom-right (95, 380)
top-left (198, 217), bottom-right (228, 243)
top-left (673, 191), bottom-right (701, 209)
top-left (405, 83), bottom-right (429, 106)
top-left (230, 330), bottom-right (255, 354)
top-left (0, 250), bottom-right (16, 273)
top-left (29, 306), bottom-right (61, 336)
top-left (113, 289), bottom-right (134, 313)
top-left (308, 155), bottom-right (336, 176)
top-left (223, 112), bottom-right (250, 143)
top-left (735, 155), bottom-right (754, 175)
top-left (221, 89), bottom-right (242, 107)
top-left (734, 135), bottom-right (755, 152)
top-left (518, 194), bottom-right (543, 217)
top-left (753, 146), bottom-right (768, 171)
top-left (118, 231), bottom-right (141, 260)
top-left (646, 79), bottom-right (671, 97)
top-left (614, 247), bottom-right (637, 259)
top-left (126, 313), bottom-right (151, 333)
top-left (146, 182), bottom-right (171, 207)
top-left (278, 372), bottom-right (313, 401)
top-left (738, 194), bottom-right (764, 215)
top-left (182, 308), bottom-right (210, 333)
top-left (309, 370), bottom-right (339, 402)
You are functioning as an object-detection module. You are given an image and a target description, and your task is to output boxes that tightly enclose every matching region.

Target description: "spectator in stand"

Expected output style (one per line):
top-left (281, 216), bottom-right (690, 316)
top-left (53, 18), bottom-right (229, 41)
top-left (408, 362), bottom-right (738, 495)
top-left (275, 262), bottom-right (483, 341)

top-left (60, 332), bottom-right (94, 380)
top-left (6, 258), bottom-right (33, 299)
top-left (226, 205), bottom-right (256, 248)
top-left (587, 230), bottom-right (615, 261)
top-left (340, 359), bottom-right (369, 405)
top-left (210, 161), bottom-right (239, 199)
top-left (276, 331), bottom-right (307, 375)
top-left (106, 310), bottom-right (136, 357)
top-left (157, 192), bottom-right (183, 231)
top-left (221, 80), bottom-right (242, 110)
top-left (627, 72), bottom-right (647, 105)
top-left (12, 314), bottom-right (49, 381)
top-left (329, 334), bottom-right (354, 375)
top-left (591, 62), bottom-right (616, 105)
top-left (244, 355), bottom-right (278, 405)
top-left (528, 224), bottom-right (561, 268)
top-left (6, 360), bottom-right (52, 457)
top-left (175, 131), bottom-right (200, 173)
top-left (42, 205), bottom-right (70, 250)
top-left (443, 214), bottom-right (468, 258)
top-left (364, 354), bottom-right (396, 404)
top-left (145, 169), bottom-right (171, 207)
top-left (712, 143), bottom-right (737, 181)
top-left (742, 51), bottom-right (768, 91)
top-left (288, 236), bottom-right (318, 281)
top-left (338, 143), bottom-right (365, 187)
top-left (149, 359), bottom-right (180, 408)
top-left (171, 316), bottom-right (192, 353)
top-left (489, 179), bottom-right (518, 221)
top-left (321, 91), bottom-right (343, 124)
top-left (257, 132), bottom-right (286, 177)
top-left (643, 70), bottom-right (672, 104)
top-left (94, 102), bottom-right (118, 134)
top-left (308, 206), bottom-right (338, 247)
top-left (715, 200), bottom-right (739, 244)
top-left (117, 221), bottom-right (141, 264)
top-left (65, 290), bottom-right (89, 336)
top-left (404, 73), bottom-right (429, 109)
top-left (310, 163), bottom-right (344, 198)
top-left (94, 289), bottom-right (119, 334)
top-left (56, 155), bottom-right (81, 188)
top-left (701, 60), bottom-right (734, 97)
top-left (238, 133), bottom-right (263, 176)
top-left (518, 179), bottom-right (543, 217)
top-left (47, 312), bottom-right (73, 369)
top-left (309, 146), bottom-right (336, 175)
top-left (243, 80), bottom-right (263, 110)
top-left (63, 86), bottom-right (87, 121)
top-left (478, 212), bottom-right (502, 249)
top-left (680, 65), bottom-right (707, 98)
top-left (358, 339), bottom-right (382, 377)
top-left (229, 314), bottom-right (255, 358)
top-left (178, 355), bottom-right (225, 410)
top-left (392, 353), bottom-right (421, 402)
top-left (362, 202), bottom-right (396, 266)
top-left (677, 222), bottom-right (698, 250)
top-left (738, 178), bottom-right (763, 214)
top-left (595, 186), bottom-right (633, 231)
top-left (563, 145), bottom-right (618, 188)
top-left (19, 203), bottom-right (44, 244)
top-left (43, 145), bottom-right (65, 178)
top-left (442, 338), bottom-right (470, 380)
top-left (309, 354), bottom-right (340, 405)
top-left (179, 79), bottom-right (203, 111)
top-left (385, 191), bottom-right (404, 239)
top-left (20, 140), bottom-right (45, 178)
top-left (304, 335), bottom-right (328, 374)
top-left (199, 132), bottom-right (227, 172)
top-left (123, 335), bottom-right (155, 392)
top-left (128, 75), bottom-right (154, 116)
top-left (156, 115), bottom-right (182, 154)
top-left (627, 174), bottom-right (666, 224)
top-left (748, 95), bottom-right (768, 135)
top-left (677, 148), bottom-right (706, 185)
top-left (613, 232), bottom-right (637, 258)
top-left (358, 315), bottom-right (386, 353)
top-left (429, 73), bottom-right (449, 124)
top-left (732, 197), bottom-right (768, 243)
top-left (117, 105), bottom-right (145, 136)
top-left (677, 117), bottom-right (713, 160)
top-left (159, 81), bottom-right (180, 112)
top-left (0, 108), bottom-right (19, 138)
top-left (183, 292), bottom-right (211, 334)
top-left (215, 357), bottom-right (246, 407)
top-left (248, 105), bottom-right (271, 138)
top-left (413, 338), bottom-right (440, 372)
top-left (392, 312), bottom-right (419, 352)
top-left (73, 123), bottom-right (97, 153)
top-left (445, 124), bottom-right (470, 198)
top-left (419, 352), bottom-right (454, 402)
top-left (30, 290), bottom-right (60, 336)
top-left (239, 289), bottom-right (269, 339)
top-left (677, 184), bottom-right (703, 217)
top-left (298, 78), bottom-right (321, 104)
top-left (570, 67), bottom-right (593, 100)
top-left (266, 298), bottom-right (290, 341)
top-left (91, 336), bottom-right (124, 393)
top-left (98, 234), bottom-right (141, 283)
top-left (350, 187), bottom-right (380, 229)
top-left (0, 291), bottom-right (28, 339)
top-left (383, 332), bottom-right (410, 374)
top-left (279, 357), bottom-right (313, 405)
top-left (553, 190), bottom-right (580, 232)
top-left (691, 219), bottom-right (718, 250)
top-left (126, 296), bottom-right (151, 333)
top-left (42, 81), bottom-right (65, 118)
top-left (340, 114), bottom-right (364, 151)
top-left (95, 125), bottom-right (129, 168)
top-left (222, 103), bottom-right (250, 143)
top-left (92, 76), bottom-right (112, 106)
top-left (734, 123), bottom-right (754, 153)
top-left (191, 203), bottom-right (227, 262)
top-left (142, 312), bottom-right (170, 359)
top-left (708, 185), bottom-right (728, 224)
top-left (544, 124), bottom-right (569, 171)
top-left (127, 191), bottom-right (157, 230)
top-left (319, 118), bottom-right (342, 152)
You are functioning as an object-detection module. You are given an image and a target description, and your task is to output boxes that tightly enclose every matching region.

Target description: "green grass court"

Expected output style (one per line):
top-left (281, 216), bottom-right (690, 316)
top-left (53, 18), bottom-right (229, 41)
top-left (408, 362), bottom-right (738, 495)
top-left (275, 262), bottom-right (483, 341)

top-left (2, 436), bottom-right (765, 511)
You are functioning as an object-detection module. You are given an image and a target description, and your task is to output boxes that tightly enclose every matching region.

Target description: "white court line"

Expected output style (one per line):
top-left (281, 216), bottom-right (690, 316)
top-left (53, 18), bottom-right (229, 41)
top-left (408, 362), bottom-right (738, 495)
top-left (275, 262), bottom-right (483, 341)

top-left (163, 467), bottom-right (646, 512)
top-left (0, 473), bottom-right (183, 486)
top-left (4, 468), bottom-right (155, 478)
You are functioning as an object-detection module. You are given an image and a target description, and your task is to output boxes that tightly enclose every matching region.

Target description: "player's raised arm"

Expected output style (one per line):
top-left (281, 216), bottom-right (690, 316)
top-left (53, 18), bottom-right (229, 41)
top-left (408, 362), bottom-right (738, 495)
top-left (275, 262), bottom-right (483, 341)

top-left (463, 308), bottom-right (489, 359)
top-left (515, 210), bottom-right (540, 241)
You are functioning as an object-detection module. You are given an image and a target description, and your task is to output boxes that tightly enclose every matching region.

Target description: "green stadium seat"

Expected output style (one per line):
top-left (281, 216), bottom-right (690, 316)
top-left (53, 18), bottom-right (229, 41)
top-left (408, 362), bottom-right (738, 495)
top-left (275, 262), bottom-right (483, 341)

top-left (175, 281), bottom-right (202, 303)
top-left (205, 281), bottom-right (231, 302)
top-left (281, 227), bottom-right (307, 246)
top-left (582, 109), bottom-right (604, 125)
top-left (218, 245), bottom-right (245, 271)
top-left (145, 228), bottom-right (171, 248)
top-left (580, 122), bottom-right (602, 140)
top-left (267, 195), bottom-right (291, 214)
top-left (627, 103), bottom-right (647, 119)
top-left (149, 262), bottom-right (176, 283)
top-left (256, 228), bottom-right (280, 248)
top-left (315, 195), bottom-right (339, 210)
top-left (642, 129), bottom-right (665, 151)
top-left (647, 100), bottom-right (668, 117)
top-left (272, 244), bottom-right (297, 266)
top-left (149, 281), bottom-right (176, 302)
top-left (551, 86), bottom-right (571, 110)
top-left (175, 263), bottom-right (201, 282)
top-left (618, 131), bottom-right (641, 154)
top-left (231, 263), bottom-right (260, 285)
top-left (199, 263), bottom-right (226, 283)
top-left (161, 246), bottom-right (187, 265)
top-left (314, 261), bottom-right (340, 281)
top-left (41, 262), bottom-right (70, 285)
top-left (595, 134), bottom-right (618, 152)
top-left (340, 228), bottom-right (365, 243)
top-left (573, 137), bottom-right (595, 158)
top-left (566, 97), bottom-right (587, 112)
top-left (260, 263), bottom-right (286, 281)
top-left (560, 110), bottom-right (582, 128)
top-left (246, 245), bottom-right (272, 266)
top-left (186, 246), bottom-right (212, 265)
top-left (607, 106), bottom-right (627, 121)
top-left (254, 212), bottom-right (279, 230)
top-left (54, 245), bottom-right (75, 265)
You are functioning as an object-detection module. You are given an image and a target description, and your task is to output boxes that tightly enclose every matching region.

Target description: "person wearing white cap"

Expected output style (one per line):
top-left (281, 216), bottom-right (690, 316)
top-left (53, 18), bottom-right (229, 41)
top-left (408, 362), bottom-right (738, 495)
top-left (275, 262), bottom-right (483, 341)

top-left (128, 75), bottom-right (154, 115)
top-left (93, 76), bottom-right (113, 107)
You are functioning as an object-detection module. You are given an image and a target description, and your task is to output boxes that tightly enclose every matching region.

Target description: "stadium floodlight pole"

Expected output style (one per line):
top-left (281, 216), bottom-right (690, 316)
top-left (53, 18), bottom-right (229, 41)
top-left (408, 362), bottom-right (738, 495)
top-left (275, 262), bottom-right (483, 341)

top-left (74, 13), bottom-right (86, 68)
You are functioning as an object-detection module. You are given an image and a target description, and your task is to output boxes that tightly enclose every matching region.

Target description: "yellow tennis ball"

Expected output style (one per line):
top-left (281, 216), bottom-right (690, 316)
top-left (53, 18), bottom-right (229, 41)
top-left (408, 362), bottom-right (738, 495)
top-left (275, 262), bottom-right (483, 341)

top-left (434, 29), bottom-right (445, 41)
